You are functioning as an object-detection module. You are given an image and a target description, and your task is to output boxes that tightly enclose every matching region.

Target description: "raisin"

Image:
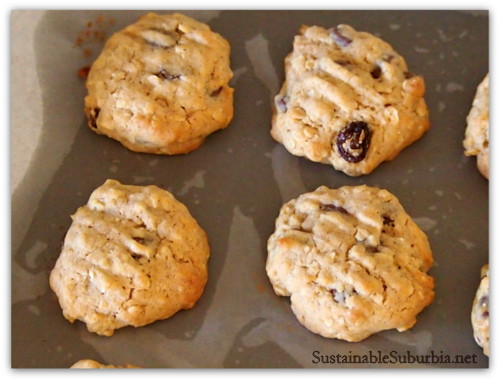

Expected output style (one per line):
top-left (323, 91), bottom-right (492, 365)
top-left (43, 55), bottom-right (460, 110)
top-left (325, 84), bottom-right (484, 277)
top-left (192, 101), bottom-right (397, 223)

top-left (320, 203), bottom-right (348, 214)
top-left (371, 66), bottom-right (382, 79)
top-left (479, 295), bottom-right (489, 308)
top-left (382, 215), bottom-right (395, 227)
top-left (156, 69), bottom-right (180, 80)
top-left (331, 289), bottom-right (346, 303)
top-left (336, 121), bottom-right (372, 163)
top-left (88, 107), bottom-right (100, 129)
top-left (329, 26), bottom-right (352, 47)
top-left (275, 95), bottom-right (288, 113)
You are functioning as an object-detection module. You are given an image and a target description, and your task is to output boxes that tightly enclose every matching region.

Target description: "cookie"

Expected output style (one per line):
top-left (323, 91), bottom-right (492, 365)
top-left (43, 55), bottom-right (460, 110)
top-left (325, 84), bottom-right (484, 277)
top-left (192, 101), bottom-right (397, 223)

top-left (271, 24), bottom-right (429, 176)
top-left (464, 74), bottom-right (489, 179)
top-left (84, 13), bottom-right (234, 154)
top-left (266, 185), bottom-right (434, 342)
top-left (71, 359), bottom-right (139, 368)
top-left (49, 179), bottom-right (209, 336)
top-left (471, 264), bottom-right (489, 356)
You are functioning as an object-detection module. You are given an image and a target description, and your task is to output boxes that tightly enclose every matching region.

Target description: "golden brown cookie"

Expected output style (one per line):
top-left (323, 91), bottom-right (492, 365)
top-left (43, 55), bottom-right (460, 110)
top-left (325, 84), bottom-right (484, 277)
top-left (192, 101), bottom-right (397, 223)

top-left (50, 179), bottom-right (210, 336)
top-left (271, 24), bottom-right (429, 176)
top-left (85, 13), bottom-right (234, 154)
top-left (266, 185), bottom-right (434, 342)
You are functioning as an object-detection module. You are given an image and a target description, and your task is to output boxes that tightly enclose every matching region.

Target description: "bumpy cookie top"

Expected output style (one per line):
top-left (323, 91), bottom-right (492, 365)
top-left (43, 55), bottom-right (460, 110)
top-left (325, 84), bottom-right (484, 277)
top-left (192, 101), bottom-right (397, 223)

top-left (266, 185), bottom-right (434, 342)
top-left (464, 74), bottom-right (489, 179)
top-left (85, 13), bottom-right (234, 154)
top-left (71, 359), bottom-right (139, 368)
top-left (471, 264), bottom-right (489, 356)
top-left (271, 24), bottom-right (429, 176)
top-left (50, 179), bottom-right (210, 336)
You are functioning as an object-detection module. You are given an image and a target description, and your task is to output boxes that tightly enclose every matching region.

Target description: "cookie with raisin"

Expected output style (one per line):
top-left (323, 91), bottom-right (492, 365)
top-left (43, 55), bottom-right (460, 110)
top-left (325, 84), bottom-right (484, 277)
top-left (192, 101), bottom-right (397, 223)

top-left (266, 185), bottom-right (434, 342)
top-left (49, 179), bottom-right (210, 336)
top-left (471, 264), bottom-right (489, 356)
top-left (271, 24), bottom-right (429, 176)
top-left (85, 13), bottom-right (234, 154)
top-left (464, 74), bottom-right (489, 179)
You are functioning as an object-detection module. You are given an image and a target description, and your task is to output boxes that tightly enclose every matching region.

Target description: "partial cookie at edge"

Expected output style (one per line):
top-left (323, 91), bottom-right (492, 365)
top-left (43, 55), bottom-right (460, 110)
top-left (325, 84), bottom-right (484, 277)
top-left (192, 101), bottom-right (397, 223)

top-left (71, 359), bottom-right (140, 369)
top-left (464, 74), bottom-right (489, 179)
top-left (471, 264), bottom-right (489, 356)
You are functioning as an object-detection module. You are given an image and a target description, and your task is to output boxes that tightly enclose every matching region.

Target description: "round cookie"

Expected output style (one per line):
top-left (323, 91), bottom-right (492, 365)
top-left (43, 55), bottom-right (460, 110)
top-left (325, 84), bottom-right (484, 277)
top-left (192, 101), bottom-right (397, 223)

top-left (49, 179), bottom-right (210, 336)
top-left (71, 359), bottom-right (139, 369)
top-left (266, 185), bottom-right (434, 342)
top-left (464, 74), bottom-right (489, 179)
top-left (271, 24), bottom-right (429, 176)
top-left (84, 13), bottom-right (234, 154)
top-left (471, 264), bottom-right (489, 356)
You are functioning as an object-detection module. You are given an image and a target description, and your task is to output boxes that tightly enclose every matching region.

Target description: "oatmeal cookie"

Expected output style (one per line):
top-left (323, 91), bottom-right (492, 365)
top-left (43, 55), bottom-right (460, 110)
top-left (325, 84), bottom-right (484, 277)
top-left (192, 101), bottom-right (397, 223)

top-left (266, 185), bottom-right (434, 342)
top-left (271, 24), bottom-right (429, 176)
top-left (85, 13), bottom-right (234, 154)
top-left (471, 264), bottom-right (489, 356)
top-left (464, 74), bottom-right (489, 179)
top-left (50, 179), bottom-right (209, 336)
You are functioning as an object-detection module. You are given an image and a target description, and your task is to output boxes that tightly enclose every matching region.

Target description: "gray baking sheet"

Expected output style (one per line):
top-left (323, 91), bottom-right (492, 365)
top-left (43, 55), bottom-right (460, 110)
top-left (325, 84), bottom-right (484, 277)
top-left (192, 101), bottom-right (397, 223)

top-left (11, 10), bottom-right (489, 368)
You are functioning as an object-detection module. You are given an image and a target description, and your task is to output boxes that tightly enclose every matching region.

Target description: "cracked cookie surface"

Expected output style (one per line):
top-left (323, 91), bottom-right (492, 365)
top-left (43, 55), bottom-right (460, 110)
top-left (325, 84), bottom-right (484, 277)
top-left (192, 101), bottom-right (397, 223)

top-left (471, 264), bottom-right (489, 356)
top-left (266, 185), bottom-right (434, 342)
top-left (84, 12), bottom-right (234, 154)
top-left (49, 179), bottom-right (209, 336)
top-left (271, 24), bottom-right (429, 176)
top-left (464, 74), bottom-right (489, 179)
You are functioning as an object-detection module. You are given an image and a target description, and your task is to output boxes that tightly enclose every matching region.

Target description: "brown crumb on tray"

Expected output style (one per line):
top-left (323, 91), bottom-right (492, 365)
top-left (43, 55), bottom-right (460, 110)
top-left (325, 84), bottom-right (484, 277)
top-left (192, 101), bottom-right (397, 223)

top-left (77, 66), bottom-right (91, 79)
top-left (74, 14), bottom-right (115, 54)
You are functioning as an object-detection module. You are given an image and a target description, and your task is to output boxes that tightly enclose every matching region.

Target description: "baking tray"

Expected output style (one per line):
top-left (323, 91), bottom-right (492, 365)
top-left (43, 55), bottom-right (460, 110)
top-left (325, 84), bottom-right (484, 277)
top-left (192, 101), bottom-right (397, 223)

top-left (11, 10), bottom-right (489, 368)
